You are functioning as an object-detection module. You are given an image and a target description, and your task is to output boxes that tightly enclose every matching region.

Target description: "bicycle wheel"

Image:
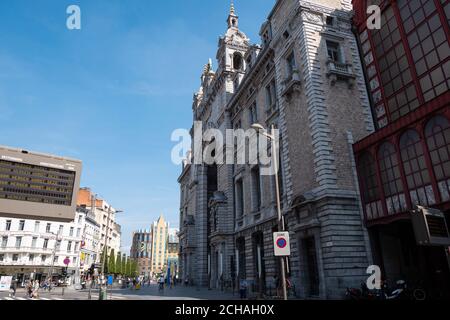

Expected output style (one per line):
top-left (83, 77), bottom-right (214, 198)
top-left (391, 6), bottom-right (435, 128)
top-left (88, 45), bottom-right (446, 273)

top-left (413, 288), bottom-right (426, 301)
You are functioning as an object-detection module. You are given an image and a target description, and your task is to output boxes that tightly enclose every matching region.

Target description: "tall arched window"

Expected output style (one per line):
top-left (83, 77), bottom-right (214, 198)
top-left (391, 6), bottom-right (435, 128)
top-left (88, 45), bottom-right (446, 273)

top-left (425, 115), bottom-right (450, 201)
top-left (378, 142), bottom-right (407, 214)
top-left (399, 129), bottom-right (434, 206)
top-left (358, 152), bottom-right (383, 220)
top-left (233, 53), bottom-right (243, 71)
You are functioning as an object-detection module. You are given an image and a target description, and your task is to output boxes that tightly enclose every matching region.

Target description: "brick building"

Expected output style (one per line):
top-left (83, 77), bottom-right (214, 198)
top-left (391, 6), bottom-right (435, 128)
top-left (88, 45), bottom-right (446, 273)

top-left (130, 230), bottom-right (152, 277)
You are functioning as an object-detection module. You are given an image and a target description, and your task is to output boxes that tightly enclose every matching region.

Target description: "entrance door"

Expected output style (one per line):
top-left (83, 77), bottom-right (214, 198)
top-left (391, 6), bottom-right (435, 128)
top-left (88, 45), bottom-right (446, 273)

top-left (304, 237), bottom-right (320, 296)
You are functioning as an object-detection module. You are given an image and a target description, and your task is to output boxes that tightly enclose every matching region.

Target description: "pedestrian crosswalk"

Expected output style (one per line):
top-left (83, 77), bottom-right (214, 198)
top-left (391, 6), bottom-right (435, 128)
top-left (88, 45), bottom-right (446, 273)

top-left (89, 294), bottom-right (129, 300)
top-left (1, 296), bottom-right (65, 301)
top-left (1, 295), bottom-right (129, 301)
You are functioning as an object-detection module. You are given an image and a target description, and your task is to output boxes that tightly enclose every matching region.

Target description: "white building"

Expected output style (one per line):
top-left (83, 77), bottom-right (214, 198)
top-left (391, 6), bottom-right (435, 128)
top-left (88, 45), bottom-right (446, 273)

top-left (77, 188), bottom-right (122, 257)
top-left (0, 216), bottom-right (83, 286)
top-left (76, 206), bottom-right (101, 272)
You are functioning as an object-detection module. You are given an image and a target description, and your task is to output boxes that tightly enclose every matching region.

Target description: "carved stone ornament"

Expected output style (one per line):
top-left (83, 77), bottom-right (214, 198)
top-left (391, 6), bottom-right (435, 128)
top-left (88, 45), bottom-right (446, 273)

top-left (302, 11), bottom-right (323, 24)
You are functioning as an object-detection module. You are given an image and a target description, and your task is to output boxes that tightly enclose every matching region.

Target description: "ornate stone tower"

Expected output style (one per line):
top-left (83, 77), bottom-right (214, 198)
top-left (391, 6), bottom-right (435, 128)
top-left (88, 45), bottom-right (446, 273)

top-left (181, 3), bottom-right (251, 288)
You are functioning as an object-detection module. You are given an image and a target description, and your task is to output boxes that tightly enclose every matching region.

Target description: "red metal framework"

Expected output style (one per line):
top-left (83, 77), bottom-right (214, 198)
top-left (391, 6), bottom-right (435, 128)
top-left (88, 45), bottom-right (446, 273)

top-left (352, 0), bottom-right (450, 226)
top-left (356, 111), bottom-right (450, 226)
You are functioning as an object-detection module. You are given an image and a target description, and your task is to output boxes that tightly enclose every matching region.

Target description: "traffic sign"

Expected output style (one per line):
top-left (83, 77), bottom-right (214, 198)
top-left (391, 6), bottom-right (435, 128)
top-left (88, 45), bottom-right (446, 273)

top-left (273, 232), bottom-right (291, 256)
top-left (64, 257), bottom-right (71, 265)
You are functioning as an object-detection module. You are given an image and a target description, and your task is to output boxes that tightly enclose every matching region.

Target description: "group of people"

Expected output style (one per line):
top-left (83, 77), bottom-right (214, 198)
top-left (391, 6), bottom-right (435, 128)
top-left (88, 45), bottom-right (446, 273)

top-left (157, 274), bottom-right (178, 291)
top-left (25, 280), bottom-right (41, 299)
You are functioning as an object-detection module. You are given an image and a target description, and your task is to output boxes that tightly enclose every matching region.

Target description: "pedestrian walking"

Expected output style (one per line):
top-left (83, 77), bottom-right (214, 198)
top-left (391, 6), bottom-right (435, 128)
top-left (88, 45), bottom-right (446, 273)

top-left (32, 280), bottom-right (40, 299)
top-left (9, 278), bottom-right (17, 298)
top-left (184, 275), bottom-right (189, 287)
top-left (239, 278), bottom-right (248, 299)
top-left (26, 280), bottom-right (33, 298)
top-left (158, 275), bottom-right (165, 292)
top-left (172, 275), bottom-right (177, 287)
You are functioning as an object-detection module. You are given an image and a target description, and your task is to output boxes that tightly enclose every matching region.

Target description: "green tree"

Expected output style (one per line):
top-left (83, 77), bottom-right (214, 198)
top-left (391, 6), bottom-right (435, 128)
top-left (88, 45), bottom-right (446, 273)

top-left (126, 258), bottom-right (132, 276)
top-left (100, 247), bottom-right (109, 274)
top-left (121, 254), bottom-right (127, 276)
top-left (108, 249), bottom-right (116, 274)
top-left (116, 252), bottom-right (122, 275)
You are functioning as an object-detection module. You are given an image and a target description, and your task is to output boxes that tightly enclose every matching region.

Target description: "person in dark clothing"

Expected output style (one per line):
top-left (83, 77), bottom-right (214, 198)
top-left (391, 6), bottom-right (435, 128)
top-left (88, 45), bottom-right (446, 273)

top-left (9, 279), bottom-right (17, 298)
top-left (173, 275), bottom-right (177, 287)
top-left (239, 279), bottom-right (248, 299)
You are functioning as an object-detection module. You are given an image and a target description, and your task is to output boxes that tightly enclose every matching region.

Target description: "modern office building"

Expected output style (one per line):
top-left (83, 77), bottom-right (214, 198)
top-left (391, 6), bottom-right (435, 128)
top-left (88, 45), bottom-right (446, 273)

top-left (150, 215), bottom-right (169, 275)
top-left (352, 0), bottom-right (450, 297)
top-left (130, 230), bottom-right (152, 277)
top-left (0, 145), bottom-right (82, 222)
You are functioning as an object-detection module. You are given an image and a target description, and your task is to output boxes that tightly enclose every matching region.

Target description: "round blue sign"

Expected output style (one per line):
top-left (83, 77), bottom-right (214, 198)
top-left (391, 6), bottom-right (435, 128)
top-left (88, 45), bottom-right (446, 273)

top-left (276, 238), bottom-right (287, 248)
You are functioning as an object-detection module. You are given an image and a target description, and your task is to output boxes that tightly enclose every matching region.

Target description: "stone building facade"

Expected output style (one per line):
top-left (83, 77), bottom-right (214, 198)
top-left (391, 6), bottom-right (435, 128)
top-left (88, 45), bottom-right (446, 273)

top-left (178, 0), bottom-right (375, 298)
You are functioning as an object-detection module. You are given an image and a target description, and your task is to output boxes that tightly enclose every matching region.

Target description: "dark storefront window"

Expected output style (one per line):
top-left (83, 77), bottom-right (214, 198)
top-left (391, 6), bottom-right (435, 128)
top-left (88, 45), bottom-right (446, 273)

top-left (425, 115), bottom-right (450, 201)
top-left (303, 237), bottom-right (320, 296)
top-left (399, 129), bottom-right (435, 206)
top-left (378, 142), bottom-right (407, 214)
top-left (358, 152), bottom-right (383, 220)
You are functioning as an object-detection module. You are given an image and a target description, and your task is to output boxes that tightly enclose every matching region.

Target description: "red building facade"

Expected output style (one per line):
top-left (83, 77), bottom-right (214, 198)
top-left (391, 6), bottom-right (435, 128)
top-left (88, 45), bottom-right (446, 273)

top-left (352, 0), bottom-right (450, 297)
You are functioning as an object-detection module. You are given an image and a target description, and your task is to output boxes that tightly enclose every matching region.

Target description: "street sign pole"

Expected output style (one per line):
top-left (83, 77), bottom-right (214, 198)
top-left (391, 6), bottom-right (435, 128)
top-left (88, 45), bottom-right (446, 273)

top-left (62, 257), bottom-right (70, 296)
top-left (99, 206), bottom-right (112, 300)
top-left (271, 124), bottom-right (288, 301)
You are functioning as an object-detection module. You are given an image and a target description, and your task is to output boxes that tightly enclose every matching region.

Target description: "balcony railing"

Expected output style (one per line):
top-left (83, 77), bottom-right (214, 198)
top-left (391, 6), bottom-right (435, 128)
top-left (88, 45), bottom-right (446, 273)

top-left (0, 246), bottom-right (54, 254)
top-left (326, 59), bottom-right (355, 88)
top-left (281, 70), bottom-right (301, 101)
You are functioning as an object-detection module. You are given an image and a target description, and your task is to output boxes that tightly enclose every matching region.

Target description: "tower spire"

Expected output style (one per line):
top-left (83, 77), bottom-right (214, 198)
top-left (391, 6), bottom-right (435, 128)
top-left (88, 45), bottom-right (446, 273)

top-left (227, 0), bottom-right (238, 29)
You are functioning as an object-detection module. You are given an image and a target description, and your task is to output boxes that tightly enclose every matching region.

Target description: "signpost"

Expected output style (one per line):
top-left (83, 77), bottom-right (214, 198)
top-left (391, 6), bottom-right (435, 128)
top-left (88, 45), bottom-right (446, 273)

top-left (273, 232), bottom-right (291, 257)
top-left (62, 258), bottom-right (70, 296)
top-left (0, 276), bottom-right (12, 292)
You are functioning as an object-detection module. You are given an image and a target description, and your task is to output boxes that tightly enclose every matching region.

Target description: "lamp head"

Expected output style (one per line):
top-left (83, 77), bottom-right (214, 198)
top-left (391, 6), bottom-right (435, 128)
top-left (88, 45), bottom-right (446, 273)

top-left (251, 123), bottom-right (265, 131)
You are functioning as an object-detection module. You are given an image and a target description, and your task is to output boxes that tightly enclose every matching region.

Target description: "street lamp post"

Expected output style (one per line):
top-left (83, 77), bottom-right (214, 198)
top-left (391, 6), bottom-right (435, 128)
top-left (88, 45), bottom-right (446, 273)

top-left (47, 231), bottom-right (62, 290)
top-left (99, 206), bottom-right (123, 300)
top-left (252, 123), bottom-right (288, 301)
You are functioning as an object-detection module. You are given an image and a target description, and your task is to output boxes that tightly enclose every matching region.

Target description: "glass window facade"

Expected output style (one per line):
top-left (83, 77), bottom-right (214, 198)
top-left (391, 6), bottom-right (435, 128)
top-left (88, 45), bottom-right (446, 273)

top-left (358, 0), bottom-right (450, 127)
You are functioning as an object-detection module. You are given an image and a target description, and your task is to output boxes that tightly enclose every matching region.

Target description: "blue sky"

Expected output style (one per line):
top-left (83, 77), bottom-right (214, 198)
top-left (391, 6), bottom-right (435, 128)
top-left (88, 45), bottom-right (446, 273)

top-left (0, 0), bottom-right (275, 252)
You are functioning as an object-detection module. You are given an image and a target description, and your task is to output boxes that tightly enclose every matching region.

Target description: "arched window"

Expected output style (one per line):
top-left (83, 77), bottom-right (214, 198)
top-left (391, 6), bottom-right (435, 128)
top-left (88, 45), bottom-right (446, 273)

top-left (233, 53), bottom-right (243, 71)
top-left (399, 129), bottom-right (434, 206)
top-left (425, 115), bottom-right (450, 201)
top-left (378, 142), bottom-right (407, 214)
top-left (358, 152), bottom-right (382, 220)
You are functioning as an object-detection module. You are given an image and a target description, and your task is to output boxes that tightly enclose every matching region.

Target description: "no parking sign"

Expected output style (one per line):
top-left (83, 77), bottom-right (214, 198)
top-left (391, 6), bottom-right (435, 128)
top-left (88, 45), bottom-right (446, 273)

top-left (273, 232), bottom-right (291, 256)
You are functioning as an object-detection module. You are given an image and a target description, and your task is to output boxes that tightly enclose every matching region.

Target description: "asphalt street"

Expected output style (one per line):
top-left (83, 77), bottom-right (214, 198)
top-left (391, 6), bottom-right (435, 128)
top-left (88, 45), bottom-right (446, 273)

top-left (0, 283), bottom-right (240, 300)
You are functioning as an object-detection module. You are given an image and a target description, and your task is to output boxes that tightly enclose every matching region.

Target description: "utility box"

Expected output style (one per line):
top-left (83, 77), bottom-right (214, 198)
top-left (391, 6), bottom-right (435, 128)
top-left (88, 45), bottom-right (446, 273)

top-left (411, 206), bottom-right (450, 246)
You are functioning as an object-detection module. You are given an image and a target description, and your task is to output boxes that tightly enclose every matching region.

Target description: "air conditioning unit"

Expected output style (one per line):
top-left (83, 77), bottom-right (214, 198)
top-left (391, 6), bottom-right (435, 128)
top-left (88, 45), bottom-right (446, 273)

top-left (411, 206), bottom-right (450, 246)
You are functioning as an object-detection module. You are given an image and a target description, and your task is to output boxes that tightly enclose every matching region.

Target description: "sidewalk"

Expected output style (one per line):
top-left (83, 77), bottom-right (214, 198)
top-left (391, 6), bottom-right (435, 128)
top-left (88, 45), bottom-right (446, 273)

top-left (83, 284), bottom-right (240, 300)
